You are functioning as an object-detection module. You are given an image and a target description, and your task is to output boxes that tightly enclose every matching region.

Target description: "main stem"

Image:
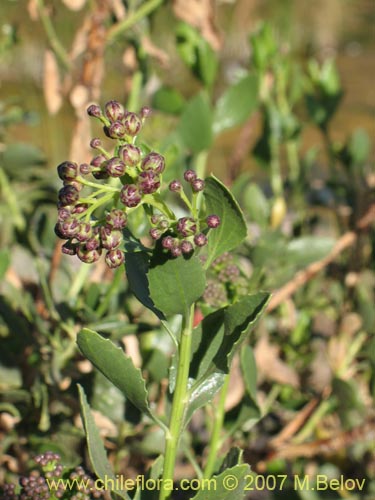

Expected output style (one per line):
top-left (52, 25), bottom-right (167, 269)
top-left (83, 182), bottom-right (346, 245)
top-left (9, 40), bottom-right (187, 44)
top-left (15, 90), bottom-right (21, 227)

top-left (160, 304), bottom-right (195, 500)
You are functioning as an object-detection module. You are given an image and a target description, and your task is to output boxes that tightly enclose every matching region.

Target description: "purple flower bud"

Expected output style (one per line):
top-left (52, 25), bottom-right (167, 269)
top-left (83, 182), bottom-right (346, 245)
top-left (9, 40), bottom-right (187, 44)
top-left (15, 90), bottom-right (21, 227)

top-left (61, 241), bottom-right (77, 255)
top-left (170, 245), bottom-right (182, 258)
top-left (57, 161), bottom-right (78, 181)
top-left (106, 209), bottom-right (127, 229)
top-left (184, 169), bottom-right (197, 183)
top-left (158, 219), bottom-right (169, 230)
top-left (56, 218), bottom-right (80, 238)
top-left (141, 152), bottom-right (165, 174)
top-left (76, 222), bottom-right (93, 242)
top-left (140, 106), bottom-right (152, 119)
top-left (169, 180), bottom-right (182, 192)
top-left (194, 233), bottom-right (208, 247)
top-left (107, 120), bottom-right (126, 139)
top-left (87, 104), bottom-right (103, 118)
top-left (149, 228), bottom-right (161, 240)
top-left (100, 226), bottom-right (122, 250)
top-left (90, 138), bottom-right (102, 149)
top-left (54, 222), bottom-right (68, 239)
top-left (162, 236), bottom-right (175, 249)
top-left (124, 112), bottom-right (142, 136)
top-left (151, 214), bottom-right (162, 225)
top-left (180, 240), bottom-right (194, 254)
top-left (57, 206), bottom-right (72, 221)
top-left (120, 184), bottom-right (142, 208)
top-left (104, 100), bottom-right (125, 122)
top-left (118, 144), bottom-right (141, 166)
top-left (91, 154), bottom-right (106, 168)
top-left (77, 246), bottom-right (102, 264)
top-left (72, 203), bottom-right (89, 215)
top-left (206, 214), bottom-right (221, 229)
top-left (105, 249), bottom-right (125, 269)
top-left (85, 234), bottom-right (100, 251)
top-left (176, 217), bottom-right (197, 237)
top-left (58, 185), bottom-right (79, 206)
top-left (191, 178), bottom-right (205, 193)
top-left (105, 157), bottom-right (126, 177)
top-left (79, 163), bottom-right (92, 175)
top-left (92, 169), bottom-right (110, 180)
top-left (138, 170), bottom-right (160, 194)
top-left (63, 179), bottom-right (83, 192)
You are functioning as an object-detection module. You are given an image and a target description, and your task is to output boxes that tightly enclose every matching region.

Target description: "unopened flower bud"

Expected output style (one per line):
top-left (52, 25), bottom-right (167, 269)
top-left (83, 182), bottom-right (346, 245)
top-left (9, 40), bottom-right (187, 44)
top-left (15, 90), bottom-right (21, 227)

top-left (57, 206), bottom-right (72, 221)
top-left (61, 241), bottom-right (77, 255)
top-left (57, 161), bottom-right (78, 181)
top-left (206, 214), bottom-right (221, 228)
top-left (107, 120), bottom-right (126, 139)
top-left (140, 106), bottom-right (152, 119)
top-left (58, 185), bottom-right (79, 206)
top-left (105, 249), bottom-right (125, 268)
top-left (118, 144), bottom-right (141, 166)
top-left (124, 112), bottom-right (142, 136)
top-left (183, 169), bottom-right (197, 183)
top-left (138, 170), bottom-right (160, 194)
top-left (76, 222), bottom-right (93, 242)
top-left (169, 180), bottom-right (181, 192)
top-left (180, 240), bottom-right (194, 254)
top-left (57, 218), bottom-right (80, 238)
top-left (191, 178), bottom-right (205, 193)
top-left (100, 226), bottom-right (122, 250)
top-left (106, 157), bottom-right (126, 177)
top-left (141, 152), bottom-right (165, 174)
top-left (79, 163), bottom-right (91, 175)
top-left (91, 154), bottom-right (106, 168)
top-left (162, 236), bottom-right (175, 249)
top-left (149, 228), bottom-right (161, 240)
top-left (87, 104), bottom-right (103, 118)
top-left (170, 245), bottom-right (182, 258)
top-left (77, 246), bottom-right (101, 264)
top-left (194, 233), bottom-right (208, 247)
top-left (72, 203), bottom-right (88, 215)
top-left (120, 184), bottom-right (142, 208)
top-left (106, 209), bottom-right (127, 229)
top-left (104, 100), bottom-right (125, 122)
top-left (90, 138), bottom-right (102, 149)
top-left (177, 217), bottom-right (197, 237)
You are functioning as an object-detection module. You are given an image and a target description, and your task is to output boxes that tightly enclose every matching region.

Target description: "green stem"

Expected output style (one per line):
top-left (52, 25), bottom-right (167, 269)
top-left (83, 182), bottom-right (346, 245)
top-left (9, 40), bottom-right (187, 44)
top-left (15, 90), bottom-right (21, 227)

top-left (203, 373), bottom-right (230, 479)
top-left (35, 0), bottom-right (71, 71)
top-left (160, 304), bottom-right (195, 500)
top-left (67, 262), bottom-right (91, 301)
top-left (286, 140), bottom-right (300, 183)
top-left (127, 70), bottom-right (143, 112)
top-left (106, 0), bottom-right (164, 44)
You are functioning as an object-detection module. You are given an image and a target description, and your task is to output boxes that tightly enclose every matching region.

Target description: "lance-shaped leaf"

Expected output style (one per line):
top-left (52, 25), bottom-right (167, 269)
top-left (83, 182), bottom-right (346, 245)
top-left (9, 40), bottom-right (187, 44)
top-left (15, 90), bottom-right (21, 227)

top-left (190, 464), bottom-right (251, 500)
top-left (185, 372), bottom-right (226, 426)
top-left (78, 385), bottom-right (129, 500)
top-left (204, 176), bottom-right (247, 267)
top-left (148, 255), bottom-right (206, 316)
top-left (77, 329), bottom-right (165, 429)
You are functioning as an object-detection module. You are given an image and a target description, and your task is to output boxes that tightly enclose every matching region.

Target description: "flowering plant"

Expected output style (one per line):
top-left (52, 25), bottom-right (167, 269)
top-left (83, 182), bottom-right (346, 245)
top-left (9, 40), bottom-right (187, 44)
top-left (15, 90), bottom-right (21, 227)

top-left (53, 101), bottom-right (269, 500)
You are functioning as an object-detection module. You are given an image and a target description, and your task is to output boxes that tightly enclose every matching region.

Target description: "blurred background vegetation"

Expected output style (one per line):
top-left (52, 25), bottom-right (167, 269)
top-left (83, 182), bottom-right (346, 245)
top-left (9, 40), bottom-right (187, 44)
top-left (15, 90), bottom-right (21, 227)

top-left (0, 0), bottom-right (374, 498)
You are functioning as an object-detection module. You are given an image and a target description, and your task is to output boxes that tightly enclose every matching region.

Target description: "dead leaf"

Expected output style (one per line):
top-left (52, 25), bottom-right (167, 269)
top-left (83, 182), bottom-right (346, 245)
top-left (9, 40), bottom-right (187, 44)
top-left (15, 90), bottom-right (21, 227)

top-left (61, 0), bottom-right (86, 11)
top-left (43, 50), bottom-right (63, 115)
top-left (225, 354), bottom-right (245, 410)
top-left (172, 0), bottom-right (222, 50)
top-left (254, 335), bottom-right (300, 388)
top-left (110, 0), bottom-right (126, 20)
top-left (27, 0), bottom-right (39, 20)
top-left (122, 335), bottom-right (142, 369)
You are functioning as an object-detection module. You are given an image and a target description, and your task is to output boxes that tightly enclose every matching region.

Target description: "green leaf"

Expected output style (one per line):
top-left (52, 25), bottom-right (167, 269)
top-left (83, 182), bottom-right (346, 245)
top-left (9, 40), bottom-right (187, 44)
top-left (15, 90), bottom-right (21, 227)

top-left (77, 329), bottom-right (163, 428)
top-left (0, 249), bottom-right (10, 280)
top-left (285, 236), bottom-right (335, 267)
top-left (78, 385), bottom-right (129, 500)
top-left (240, 345), bottom-right (258, 405)
top-left (204, 176), bottom-right (247, 267)
top-left (178, 92), bottom-right (213, 153)
top-left (125, 251), bottom-right (165, 319)
top-left (148, 255), bottom-right (206, 316)
top-left (213, 73), bottom-right (259, 134)
top-left (190, 464), bottom-right (251, 500)
top-left (185, 372), bottom-right (226, 425)
top-left (152, 86), bottom-right (186, 115)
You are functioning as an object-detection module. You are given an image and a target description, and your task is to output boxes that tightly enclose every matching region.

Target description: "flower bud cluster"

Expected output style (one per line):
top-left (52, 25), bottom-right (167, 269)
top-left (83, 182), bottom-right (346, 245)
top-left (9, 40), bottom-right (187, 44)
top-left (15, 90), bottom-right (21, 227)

top-left (55, 101), bottom-right (221, 268)
top-left (2, 452), bottom-right (104, 499)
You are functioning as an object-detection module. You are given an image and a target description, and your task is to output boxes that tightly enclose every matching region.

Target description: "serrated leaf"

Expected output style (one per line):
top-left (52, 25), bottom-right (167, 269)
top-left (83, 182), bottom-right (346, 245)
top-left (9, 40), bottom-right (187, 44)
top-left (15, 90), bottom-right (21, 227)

top-left (213, 73), bottom-right (259, 134)
top-left (204, 176), bottom-right (247, 267)
top-left (78, 385), bottom-right (129, 500)
top-left (125, 251), bottom-right (165, 319)
top-left (191, 464), bottom-right (250, 500)
top-left (77, 329), bottom-right (162, 427)
top-left (148, 256), bottom-right (206, 316)
top-left (178, 92), bottom-right (213, 153)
